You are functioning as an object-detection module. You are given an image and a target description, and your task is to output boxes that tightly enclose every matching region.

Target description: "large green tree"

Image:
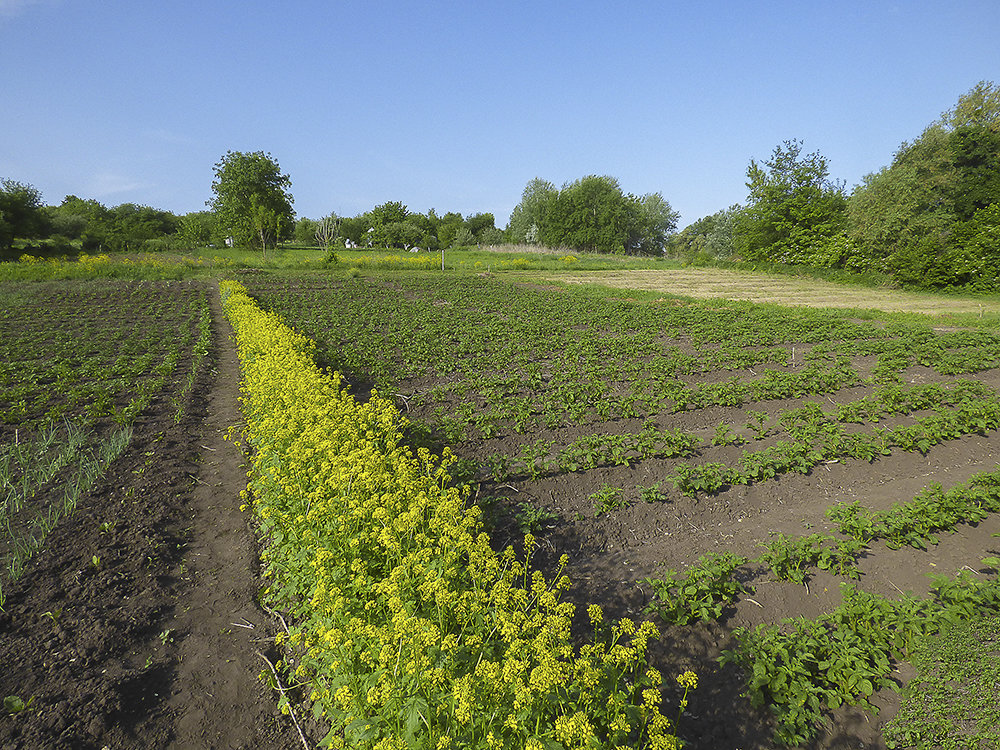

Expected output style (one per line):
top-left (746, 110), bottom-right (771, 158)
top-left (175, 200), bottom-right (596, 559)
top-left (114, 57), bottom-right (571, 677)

top-left (948, 124), bottom-right (1000, 220)
top-left (0, 179), bottom-right (47, 252)
top-left (734, 139), bottom-right (847, 263)
top-left (506, 178), bottom-right (558, 244)
top-left (177, 211), bottom-right (219, 248)
top-left (627, 192), bottom-right (680, 255)
top-left (435, 211), bottom-right (466, 249)
top-left (209, 150), bottom-right (294, 252)
top-left (508, 175), bottom-right (676, 254)
top-left (544, 175), bottom-right (629, 252)
top-left (847, 81), bottom-right (1000, 287)
top-left (665, 205), bottom-right (739, 261)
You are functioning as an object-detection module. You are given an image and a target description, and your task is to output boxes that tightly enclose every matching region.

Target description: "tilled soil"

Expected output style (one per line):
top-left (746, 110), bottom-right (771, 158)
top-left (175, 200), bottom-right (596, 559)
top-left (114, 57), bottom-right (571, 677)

top-left (0, 281), bottom-right (315, 750)
top-left (4, 277), bottom-right (1000, 749)
top-left (465, 369), bottom-right (1000, 750)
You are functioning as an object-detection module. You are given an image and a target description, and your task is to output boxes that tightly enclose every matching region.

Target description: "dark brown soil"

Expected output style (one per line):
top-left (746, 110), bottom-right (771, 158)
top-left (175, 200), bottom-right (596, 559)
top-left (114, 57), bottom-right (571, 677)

top-left (0, 281), bottom-right (316, 749)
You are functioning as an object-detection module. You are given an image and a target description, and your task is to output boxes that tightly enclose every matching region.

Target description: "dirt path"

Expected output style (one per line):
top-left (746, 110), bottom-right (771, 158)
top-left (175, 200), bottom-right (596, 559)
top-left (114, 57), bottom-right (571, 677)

top-left (545, 268), bottom-right (1000, 316)
top-left (155, 281), bottom-right (311, 748)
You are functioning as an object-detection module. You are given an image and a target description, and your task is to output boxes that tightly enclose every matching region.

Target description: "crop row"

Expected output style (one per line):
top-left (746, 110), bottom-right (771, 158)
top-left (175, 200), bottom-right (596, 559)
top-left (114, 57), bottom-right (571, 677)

top-left (242, 275), bottom-right (1000, 444)
top-left (642, 466), bottom-right (1000, 746)
top-left (222, 280), bottom-right (688, 750)
top-left (482, 380), bottom-right (995, 493)
top-left (663, 382), bottom-right (1000, 496)
top-left (0, 280), bottom-right (209, 429)
top-left (0, 280), bottom-right (212, 610)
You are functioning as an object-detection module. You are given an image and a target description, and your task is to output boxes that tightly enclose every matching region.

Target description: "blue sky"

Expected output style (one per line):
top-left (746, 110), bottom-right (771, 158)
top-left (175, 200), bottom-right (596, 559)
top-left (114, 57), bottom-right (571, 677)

top-left (2, 1), bottom-right (998, 229)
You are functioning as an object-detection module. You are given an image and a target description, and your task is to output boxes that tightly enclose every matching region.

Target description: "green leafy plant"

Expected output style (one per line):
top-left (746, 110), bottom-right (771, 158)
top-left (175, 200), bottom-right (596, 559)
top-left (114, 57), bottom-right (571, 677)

top-left (513, 501), bottom-right (559, 533)
top-left (666, 462), bottom-right (739, 497)
top-left (884, 615), bottom-right (1000, 750)
top-left (639, 481), bottom-right (669, 503)
top-left (643, 552), bottom-right (748, 625)
top-left (758, 532), bottom-right (864, 584)
top-left (590, 484), bottom-right (626, 516)
top-left (745, 409), bottom-right (770, 439)
top-left (722, 574), bottom-right (1000, 747)
top-left (3, 695), bottom-right (34, 714)
top-left (711, 422), bottom-right (743, 446)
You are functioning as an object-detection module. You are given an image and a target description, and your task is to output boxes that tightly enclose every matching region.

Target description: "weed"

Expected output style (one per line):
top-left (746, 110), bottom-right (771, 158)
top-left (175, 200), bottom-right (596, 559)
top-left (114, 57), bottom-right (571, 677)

top-left (3, 695), bottom-right (34, 714)
top-left (885, 615), bottom-right (1000, 749)
top-left (590, 484), bottom-right (626, 516)
top-left (512, 501), bottom-right (558, 533)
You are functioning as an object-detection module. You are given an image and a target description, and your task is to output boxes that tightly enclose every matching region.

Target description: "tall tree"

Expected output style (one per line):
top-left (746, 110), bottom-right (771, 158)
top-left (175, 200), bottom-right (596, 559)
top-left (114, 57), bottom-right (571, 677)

top-left (294, 217), bottom-right (320, 245)
top-left (0, 179), bottom-right (46, 252)
top-left (846, 124), bottom-right (955, 273)
top-left (948, 124), bottom-right (1000, 220)
top-left (209, 150), bottom-right (294, 251)
top-left (506, 178), bottom-right (557, 244)
top-left (177, 211), bottom-right (218, 248)
top-left (508, 176), bottom-right (675, 254)
top-left (940, 79), bottom-right (1000, 131)
top-left (734, 139), bottom-right (846, 263)
top-left (626, 192), bottom-right (679, 255)
top-left (846, 81), bottom-right (1000, 286)
top-left (464, 212), bottom-right (496, 241)
top-left (365, 201), bottom-right (410, 247)
top-left (544, 175), bottom-right (632, 253)
top-left (436, 212), bottom-right (465, 249)
top-left (48, 195), bottom-right (112, 251)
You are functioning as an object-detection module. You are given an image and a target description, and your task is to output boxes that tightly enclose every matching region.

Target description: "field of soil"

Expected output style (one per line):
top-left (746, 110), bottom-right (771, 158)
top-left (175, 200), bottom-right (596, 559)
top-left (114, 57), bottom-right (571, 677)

top-left (465, 378), bottom-right (1000, 749)
top-left (243, 272), bottom-right (1000, 749)
top-left (3, 271), bottom-right (1000, 749)
top-left (0, 281), bottom-right (310, 749)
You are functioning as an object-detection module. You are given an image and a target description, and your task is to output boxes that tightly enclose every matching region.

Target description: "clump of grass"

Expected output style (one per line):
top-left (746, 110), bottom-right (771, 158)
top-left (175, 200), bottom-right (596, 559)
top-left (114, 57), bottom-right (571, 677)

top-left (884, 613), bottom-right (1000, 749)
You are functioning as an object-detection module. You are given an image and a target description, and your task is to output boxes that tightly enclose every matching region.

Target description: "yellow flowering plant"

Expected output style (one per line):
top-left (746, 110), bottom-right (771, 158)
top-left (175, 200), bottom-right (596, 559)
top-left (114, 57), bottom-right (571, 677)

top-left (221, 280), bottom-right (688, 749)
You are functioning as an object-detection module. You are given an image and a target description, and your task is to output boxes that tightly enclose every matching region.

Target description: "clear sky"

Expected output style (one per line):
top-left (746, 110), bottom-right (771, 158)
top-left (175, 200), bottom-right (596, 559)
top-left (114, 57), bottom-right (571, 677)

top-left (2, 1), bottom-right (998, 229)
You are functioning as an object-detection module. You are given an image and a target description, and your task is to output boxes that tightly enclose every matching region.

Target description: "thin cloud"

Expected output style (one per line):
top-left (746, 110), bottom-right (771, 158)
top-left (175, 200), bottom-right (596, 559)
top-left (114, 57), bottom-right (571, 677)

top-left (146, 128), bottom-right (197, 146)
top-left (0, 0), bottom-right (47, 18)
top-left (87, 171), bottom-right (149, 199)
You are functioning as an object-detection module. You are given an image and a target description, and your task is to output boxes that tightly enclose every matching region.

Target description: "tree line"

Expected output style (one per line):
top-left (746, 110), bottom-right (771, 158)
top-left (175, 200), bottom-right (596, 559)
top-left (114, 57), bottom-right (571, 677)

top-left (669, 80), bottom-right (1000, 290)
top-left (4, 80), bottom-right (998, 288)
top-left (2, 151), bottom-right (679, 258)
top-left (0, 185), bottom-right (182, 257)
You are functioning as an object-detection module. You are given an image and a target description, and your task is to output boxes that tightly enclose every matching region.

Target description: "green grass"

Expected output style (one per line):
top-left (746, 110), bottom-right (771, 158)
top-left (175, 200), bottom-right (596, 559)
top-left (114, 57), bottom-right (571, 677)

top-left (884, 614), bottom-right (1000, 749)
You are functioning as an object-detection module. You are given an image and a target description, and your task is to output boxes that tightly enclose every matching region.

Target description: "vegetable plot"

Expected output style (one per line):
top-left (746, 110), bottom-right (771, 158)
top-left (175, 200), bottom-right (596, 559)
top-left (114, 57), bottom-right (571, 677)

top-left (223, 280), bottom-right (687, 750)
top-left (0, 279), bottom-right (211, 609)
top-left (240, 272), bottom-right (1000, 748)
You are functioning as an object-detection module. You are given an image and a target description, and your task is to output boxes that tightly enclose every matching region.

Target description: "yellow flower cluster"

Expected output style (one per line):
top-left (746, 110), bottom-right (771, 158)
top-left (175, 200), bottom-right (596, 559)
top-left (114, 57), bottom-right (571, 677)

top-left (348, 253), bottom-right (440, 270)
top-left (221, 280), bottom-right (685, 749)
top-left (4, 252), bottom-right (202, 281)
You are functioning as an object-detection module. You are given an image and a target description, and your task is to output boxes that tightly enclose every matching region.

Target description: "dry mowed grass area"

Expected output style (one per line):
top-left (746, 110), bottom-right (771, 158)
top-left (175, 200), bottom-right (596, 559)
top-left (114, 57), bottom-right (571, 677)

top-left (548, 268), bottom-right (1000, 316)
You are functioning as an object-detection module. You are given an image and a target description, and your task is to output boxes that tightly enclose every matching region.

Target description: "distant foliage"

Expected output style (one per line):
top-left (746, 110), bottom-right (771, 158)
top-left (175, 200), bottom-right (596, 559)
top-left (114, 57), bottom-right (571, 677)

top-left (674, 80), bottom-right (1000, 290)
top-left (209, 150), bottom-right (295, 252)
top-left (506, 175), bottom-right (679, 255)
top-left (733, 139), bottom-right (847, 265)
